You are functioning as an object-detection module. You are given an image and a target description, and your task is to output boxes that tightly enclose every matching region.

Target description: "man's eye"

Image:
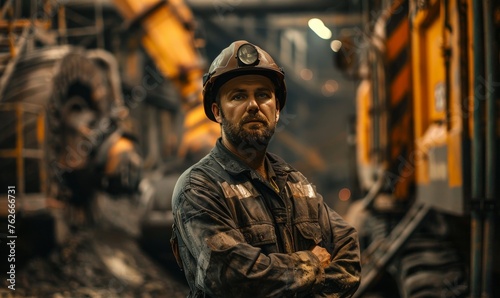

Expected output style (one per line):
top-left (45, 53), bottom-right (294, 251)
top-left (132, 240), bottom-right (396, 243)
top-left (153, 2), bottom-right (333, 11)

top-left (257, 92), bottom-right (271, 99)
top-left (231, 94), bottom-right (246, 100)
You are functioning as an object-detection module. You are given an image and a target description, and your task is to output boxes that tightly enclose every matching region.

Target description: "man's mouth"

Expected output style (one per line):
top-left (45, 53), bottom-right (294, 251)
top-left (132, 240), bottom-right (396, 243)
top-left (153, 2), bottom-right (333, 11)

top-left (242, 117), bottom-right (267, 125)
top-left (243, 120), bottom-right (267, 129)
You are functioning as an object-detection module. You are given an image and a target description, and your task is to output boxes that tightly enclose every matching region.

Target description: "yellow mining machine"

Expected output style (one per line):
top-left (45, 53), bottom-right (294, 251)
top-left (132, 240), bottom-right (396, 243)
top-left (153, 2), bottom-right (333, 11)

top-left (338, 0), bottom-right (500, 297)
top-left (0, 0), bottom-right (219, 238)
top-left (0, 0), bottom-right (218, 295)
top-left (0, 1), bottom-right (142, 237)
top-left (108, 0), bottom-right (221, 260)
top-left (111, 0), bottom-right (219, 160)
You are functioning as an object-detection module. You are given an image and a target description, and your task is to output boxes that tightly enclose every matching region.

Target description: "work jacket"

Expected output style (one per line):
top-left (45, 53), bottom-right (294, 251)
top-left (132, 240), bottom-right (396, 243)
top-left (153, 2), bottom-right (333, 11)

top-left (171, 139), bottom-right (361, 298)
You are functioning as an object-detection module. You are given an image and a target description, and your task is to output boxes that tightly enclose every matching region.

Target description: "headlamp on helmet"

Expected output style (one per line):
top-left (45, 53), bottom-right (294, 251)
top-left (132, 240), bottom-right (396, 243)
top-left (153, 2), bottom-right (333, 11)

top-left (237, 44), bottom-right (259, 66)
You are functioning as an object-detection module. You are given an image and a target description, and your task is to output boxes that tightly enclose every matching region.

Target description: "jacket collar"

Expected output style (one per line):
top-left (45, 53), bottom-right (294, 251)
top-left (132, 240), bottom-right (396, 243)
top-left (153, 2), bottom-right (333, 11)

top-left (211, 138), bottom-right (294, 177)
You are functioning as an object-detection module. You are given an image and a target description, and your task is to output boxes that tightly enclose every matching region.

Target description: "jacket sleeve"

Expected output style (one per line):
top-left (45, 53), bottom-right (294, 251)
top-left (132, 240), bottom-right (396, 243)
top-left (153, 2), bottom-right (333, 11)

top-left (173, 175), bottom-right (326, 298)
top-left (317, 199), bottom-right (361, 297)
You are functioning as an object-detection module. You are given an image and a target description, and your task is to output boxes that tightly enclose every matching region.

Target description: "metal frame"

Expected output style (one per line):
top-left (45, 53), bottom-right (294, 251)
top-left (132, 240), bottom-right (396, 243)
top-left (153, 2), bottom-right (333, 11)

top-left (353, 203), bottom-right (432, 297)
top-left (0, 102), bottom-right (47, 216)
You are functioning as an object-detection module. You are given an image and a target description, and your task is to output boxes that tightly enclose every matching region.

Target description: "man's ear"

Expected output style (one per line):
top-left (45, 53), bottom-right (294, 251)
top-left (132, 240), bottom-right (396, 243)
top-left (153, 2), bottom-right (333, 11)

top-left (212, 102), bottom-right (222, 123)
top-left (275, 101), bottom-right (280, 122)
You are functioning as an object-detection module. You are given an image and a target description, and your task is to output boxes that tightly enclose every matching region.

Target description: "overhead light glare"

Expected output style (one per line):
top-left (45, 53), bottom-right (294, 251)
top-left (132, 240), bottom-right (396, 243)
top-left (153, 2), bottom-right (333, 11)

top-left (338, 188), bottom-right (351, 201)
top-left (308, 18), bottom-right (332, 40)
top-left (321, 80), bottom-right (339, 97)
top-left (330, 40), bottom-right (342, 52)
top-left (300, 68), bottom-right (313, 81)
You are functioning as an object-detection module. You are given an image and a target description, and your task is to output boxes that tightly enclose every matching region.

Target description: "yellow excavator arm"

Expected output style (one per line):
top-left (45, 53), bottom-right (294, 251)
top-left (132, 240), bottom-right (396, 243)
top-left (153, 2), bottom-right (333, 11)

top-left (112, 0), bottom-right (219, 158)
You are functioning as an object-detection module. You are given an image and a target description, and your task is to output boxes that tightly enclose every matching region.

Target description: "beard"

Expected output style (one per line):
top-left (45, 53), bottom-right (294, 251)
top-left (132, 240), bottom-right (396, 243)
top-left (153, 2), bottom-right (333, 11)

top-left (220, 109), bottom-right (276, 151)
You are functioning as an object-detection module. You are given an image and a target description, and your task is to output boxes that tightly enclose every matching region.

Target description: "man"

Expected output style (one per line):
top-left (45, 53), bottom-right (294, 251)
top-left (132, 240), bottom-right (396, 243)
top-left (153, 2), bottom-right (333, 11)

top-left (171, 40), bottom-right (361, 298)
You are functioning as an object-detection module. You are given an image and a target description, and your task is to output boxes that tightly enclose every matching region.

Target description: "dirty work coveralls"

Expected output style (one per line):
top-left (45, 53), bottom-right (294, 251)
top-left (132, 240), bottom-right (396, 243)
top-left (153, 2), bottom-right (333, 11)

top-left (171, 139), bottom-right (361, 298)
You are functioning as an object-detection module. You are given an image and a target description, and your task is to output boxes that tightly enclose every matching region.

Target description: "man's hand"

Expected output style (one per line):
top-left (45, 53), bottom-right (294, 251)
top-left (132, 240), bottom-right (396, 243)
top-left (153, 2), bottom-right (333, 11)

top-left (310, 245), bottom-right (331, 268)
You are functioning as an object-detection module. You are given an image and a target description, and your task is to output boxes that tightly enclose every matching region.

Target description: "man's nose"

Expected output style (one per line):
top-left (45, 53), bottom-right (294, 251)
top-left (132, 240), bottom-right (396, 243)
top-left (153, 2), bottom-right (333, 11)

top-left (246, 96), bottom-right (259, 113)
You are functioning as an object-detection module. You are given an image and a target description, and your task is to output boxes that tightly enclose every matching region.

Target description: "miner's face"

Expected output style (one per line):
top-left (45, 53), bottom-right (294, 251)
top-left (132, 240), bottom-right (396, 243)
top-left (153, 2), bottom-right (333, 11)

top-left (212, 75), bottom-right (280, 147)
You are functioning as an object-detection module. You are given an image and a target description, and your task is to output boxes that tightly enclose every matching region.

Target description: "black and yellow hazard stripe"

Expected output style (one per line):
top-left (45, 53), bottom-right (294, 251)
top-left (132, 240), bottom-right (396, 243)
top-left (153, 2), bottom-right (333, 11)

top-left (384, 0), bottom-right (414, 201)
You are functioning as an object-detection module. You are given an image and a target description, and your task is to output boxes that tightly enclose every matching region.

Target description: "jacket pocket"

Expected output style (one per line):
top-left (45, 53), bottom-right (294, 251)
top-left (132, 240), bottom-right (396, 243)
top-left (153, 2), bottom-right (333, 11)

top-left (239, 224), bottom-right (278, 252)
top-left (295, 221), bottom-right (322, 248)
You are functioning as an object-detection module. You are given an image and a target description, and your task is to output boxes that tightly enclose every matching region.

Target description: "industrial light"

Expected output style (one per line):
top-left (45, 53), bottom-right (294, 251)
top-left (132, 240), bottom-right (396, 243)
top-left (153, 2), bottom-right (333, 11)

top-left (330, 40), bottom-right (342, 52)
top-left (300, 68), bottom-right (313, 81)
top-left (321, 80), bottom-right (339, 97)
top-left (338, 188), bottom-right (351, 201)
top-left (308, 18), bottom-right (332, 40)
top-left (237, 44), bottom-right (259, 66)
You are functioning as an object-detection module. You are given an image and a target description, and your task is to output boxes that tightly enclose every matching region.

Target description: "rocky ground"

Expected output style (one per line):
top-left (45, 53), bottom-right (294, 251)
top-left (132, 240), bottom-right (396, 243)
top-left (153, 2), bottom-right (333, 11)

top-left (1, 227), bottom-right (188, 298)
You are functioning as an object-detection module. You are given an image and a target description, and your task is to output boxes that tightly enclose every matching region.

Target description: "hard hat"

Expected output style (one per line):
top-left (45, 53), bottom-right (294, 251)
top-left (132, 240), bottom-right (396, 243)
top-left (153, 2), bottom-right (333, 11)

top-left (202, 40), bottom-right (286, 122)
